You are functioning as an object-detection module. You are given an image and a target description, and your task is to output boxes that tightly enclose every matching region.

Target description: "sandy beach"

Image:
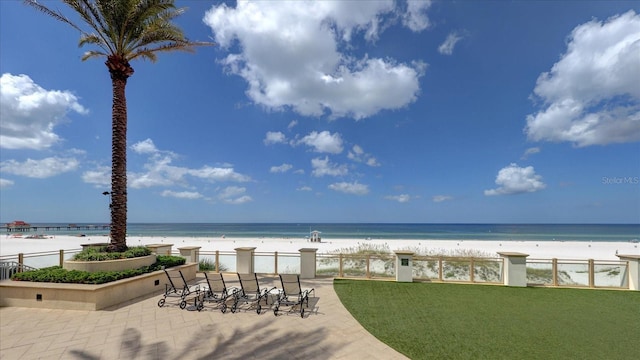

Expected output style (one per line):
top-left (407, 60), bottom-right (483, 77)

top-left (2, 234), bottom-right (638, 260)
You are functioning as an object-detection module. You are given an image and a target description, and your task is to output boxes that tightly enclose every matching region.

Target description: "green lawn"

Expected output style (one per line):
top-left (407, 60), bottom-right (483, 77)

top-left (334, 279), bottom-right (640, 360)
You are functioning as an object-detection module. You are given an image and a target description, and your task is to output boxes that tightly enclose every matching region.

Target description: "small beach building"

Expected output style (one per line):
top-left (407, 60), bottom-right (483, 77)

top-left (6, 221), bottom-right (31, 232)
top-left (310, 230), bottom-right (321, 242)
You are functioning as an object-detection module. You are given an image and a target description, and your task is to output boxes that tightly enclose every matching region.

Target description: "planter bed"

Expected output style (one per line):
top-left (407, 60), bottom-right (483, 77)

top-left (0, 263), bottom-right (197, 310)
top-left (63, 254), bottom-right (157, 272)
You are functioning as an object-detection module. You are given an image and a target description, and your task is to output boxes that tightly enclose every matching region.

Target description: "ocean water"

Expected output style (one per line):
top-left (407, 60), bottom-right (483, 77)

top-left (12, 223), bottom-right (640, 242)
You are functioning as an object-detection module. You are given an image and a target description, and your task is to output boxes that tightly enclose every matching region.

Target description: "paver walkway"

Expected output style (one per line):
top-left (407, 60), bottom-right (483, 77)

top-left (0, 276), bottom-right (408, 359)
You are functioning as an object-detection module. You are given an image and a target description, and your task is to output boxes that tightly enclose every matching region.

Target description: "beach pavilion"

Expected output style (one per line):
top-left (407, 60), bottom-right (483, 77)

top-left (310, 230), bottom-right (321, 242)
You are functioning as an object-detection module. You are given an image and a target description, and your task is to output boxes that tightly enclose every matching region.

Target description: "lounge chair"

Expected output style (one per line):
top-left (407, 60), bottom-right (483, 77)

top-left (273, 273), bottom-right (315, 318)
top-left (157, 269), bottom-right (201, 309)
top-left (195, 272), bottom-right (238, 313)
top-left (232, 273), bottom-right (278, 314)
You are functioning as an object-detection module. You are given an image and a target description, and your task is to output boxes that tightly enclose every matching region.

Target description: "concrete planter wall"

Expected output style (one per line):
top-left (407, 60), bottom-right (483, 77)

top-left (63, 254), bottom-right (156, 272)
top-left (0, 263), bottom-right (197, 310)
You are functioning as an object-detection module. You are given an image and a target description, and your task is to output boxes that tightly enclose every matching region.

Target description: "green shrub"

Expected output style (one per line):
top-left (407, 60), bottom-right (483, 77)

top-left (11, 255), bottom-right (186, 284)
top-left (125, 246), bottom-right (152, 258)
top-left (198, 257), bottom-right (228, 271)
top-left (72, 246), bottom-right (152, 261)
top-left (328, 243), bottom-right (392, 255)
top-left (157, 255), bottom-right (186, 268)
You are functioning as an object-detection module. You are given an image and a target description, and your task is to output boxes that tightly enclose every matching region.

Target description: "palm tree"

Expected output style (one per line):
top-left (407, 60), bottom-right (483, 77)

top-left (25, 0), bottom-right (211, 251)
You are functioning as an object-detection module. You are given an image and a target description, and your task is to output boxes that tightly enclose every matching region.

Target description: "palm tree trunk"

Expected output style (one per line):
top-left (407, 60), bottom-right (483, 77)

top-left (109, 73), bottom-right (128, 252)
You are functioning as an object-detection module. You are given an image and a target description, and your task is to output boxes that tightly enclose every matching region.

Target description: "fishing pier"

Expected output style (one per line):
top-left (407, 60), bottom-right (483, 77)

top-left (3, 221), bottom-right (109, 233)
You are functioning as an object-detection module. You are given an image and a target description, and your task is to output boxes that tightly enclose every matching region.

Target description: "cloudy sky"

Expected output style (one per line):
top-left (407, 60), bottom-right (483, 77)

top-left (1, 0), bottom-right (638, 224)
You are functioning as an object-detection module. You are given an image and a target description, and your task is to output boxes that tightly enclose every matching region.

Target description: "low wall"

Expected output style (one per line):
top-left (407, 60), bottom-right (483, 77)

top-left (0, 263), bottom-right (197, 310)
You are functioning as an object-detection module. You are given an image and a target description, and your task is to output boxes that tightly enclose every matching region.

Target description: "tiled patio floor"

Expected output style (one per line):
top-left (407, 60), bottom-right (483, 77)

top-left (0, 275), bottom-right (408, 359)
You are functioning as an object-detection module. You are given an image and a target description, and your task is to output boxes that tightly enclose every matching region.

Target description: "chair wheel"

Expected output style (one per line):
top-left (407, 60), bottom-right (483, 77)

top-left (158, 298), bottom-right (165, 307)
top-left (179, 301), bottom-right (187, 309)
top-left (301, 308), bottom-right (305, 318)
top-left (197, 303), bottom-right (204, 312)
top-left (256, 305), bottom-right (261, 314)
top-left (221, 304), bottom-right (227, 313)
top-left (274, 308), bottom-right (278, 316)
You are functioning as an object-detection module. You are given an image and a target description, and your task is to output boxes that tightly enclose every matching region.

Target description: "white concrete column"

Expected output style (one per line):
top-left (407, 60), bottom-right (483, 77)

top-left (235, 247), bottom-right (256, 274)
top-left (394, 251), bottom-right (414, 282)
top-left (299, 248), bottom-right (318, 279)
top-left (617, 255), bottom-right (640, 291)
top-left (178, 246), bottom-right (200, 264)
top-left (146, 244), bottom-right (173, 255)
top-left (498, 252), bottom-right (529, 287)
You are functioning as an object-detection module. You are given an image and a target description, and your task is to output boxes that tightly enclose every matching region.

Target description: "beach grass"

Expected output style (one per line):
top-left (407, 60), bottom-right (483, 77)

top-left (334, 279), bottom-right (640, 359)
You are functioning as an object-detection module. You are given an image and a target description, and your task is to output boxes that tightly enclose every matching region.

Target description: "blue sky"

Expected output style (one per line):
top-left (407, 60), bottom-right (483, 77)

top-left (1, 0), bottom-right (639, 224)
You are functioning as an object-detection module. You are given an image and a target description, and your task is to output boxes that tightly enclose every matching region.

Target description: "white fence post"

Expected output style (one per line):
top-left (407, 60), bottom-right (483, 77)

top-left (617, 255), bottom-right (640, 291)
top-left (235, 247), bottom-right (256, 274)
top-left (394, 250), bottom-right (414, 282)
top-left (178, 246), bottom-right (200, 264)
top-left (299, 248), bottom-right (318, 279)
top-left (498, 252), bottom-right (529, 287)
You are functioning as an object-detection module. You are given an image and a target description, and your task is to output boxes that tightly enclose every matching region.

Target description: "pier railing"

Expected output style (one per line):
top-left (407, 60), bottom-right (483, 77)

top-left (1, 248), bottom-right (635, 290)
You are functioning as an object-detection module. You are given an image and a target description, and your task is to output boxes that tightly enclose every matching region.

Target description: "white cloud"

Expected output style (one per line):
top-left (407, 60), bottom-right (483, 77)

top-left (0, 178), bottom-right (14, 188)
top-left (82, 165), bottom-right (110, 187)
top-left (298, 131), bottom-right (344, 154)
top-left (225, 195), bottom-right (253, 204)
top-left (264, 131), bottom-right (287, 145)
top-left (287, 120), bottom-right (298, 130)
top-left (351, 144), bottom-right (364, 156)
top-left (129, 153), bottom-right (186, 189)
top-left (525, 11), bottom-right (640, 147)
top-left (161, 190), bottom-right (203, 199)
top-left (204, 1), bottom-right (425, 120)
top-left (129, 171), bottom-right (176, 189)
top-left (385, 194), bottom-right (410, 203)
top-left (297, 186), bottom-right (312, 191)
top-left (484, 163), bottom-right (546, 196)
top-left (270, 163), bottom-right (293, 173)
top-left (218, 186), bottom-right (253, 204)
top-left (131, 139), bottom-right (159, 154)
top-left (366, 157), bottom-right (381, 167)
top-left (348, 144), bottom-right (380, 166)
top-left (329, 181), bottom-right (369, 195)
top-left (521, 147), bottom-right (541, 160)
top-left (126, 140), bottom-right (251, 189)
top-left (188, 166), bottom-right (251, 183)
top-left (0, 73), bottom-right (87, 150)
top-left (0, 157), bottom-right (79, 178)
top-left (433, 195), bottom-right (453, 202)
top-left (311, 156), bottom-right (348, 177)
top-left (438, 31), bottom-right (464, 55)
top-left (403, 0), bottom-right (432, 32)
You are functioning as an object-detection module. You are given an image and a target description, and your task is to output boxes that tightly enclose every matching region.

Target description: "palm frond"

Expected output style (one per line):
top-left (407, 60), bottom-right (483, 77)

top-left (26, 0), bottom-right (212, 64)
top-left (23, 0), bottom-right (83, 33)
top-left (129, 41), bottom-right (202, 62)
top-left (81, 50), bottom-right (108, 61)
top-left (78, 33), bottom-right (108, 51)
top-left (77, 0), bottom-right (111, 45)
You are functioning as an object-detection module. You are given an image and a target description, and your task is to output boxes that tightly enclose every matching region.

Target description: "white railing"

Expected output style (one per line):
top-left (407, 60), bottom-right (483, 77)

top-left (526, 258), bottom-right (628, 288)
top-left (2, 248), bottom-right (635, 290)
